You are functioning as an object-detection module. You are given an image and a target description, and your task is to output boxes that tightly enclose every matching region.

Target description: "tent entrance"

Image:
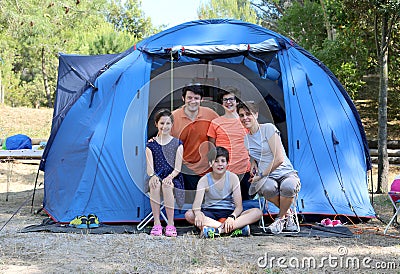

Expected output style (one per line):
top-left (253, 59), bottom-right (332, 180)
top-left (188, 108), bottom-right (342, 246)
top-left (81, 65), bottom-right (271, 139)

top-left (146, 55), bottom-right (289, 151)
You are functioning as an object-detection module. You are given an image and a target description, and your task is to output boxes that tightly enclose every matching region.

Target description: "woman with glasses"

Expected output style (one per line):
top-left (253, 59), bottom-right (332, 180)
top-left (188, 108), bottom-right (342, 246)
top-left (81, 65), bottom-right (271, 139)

top-left (207, 86), bottom-right (252, 200)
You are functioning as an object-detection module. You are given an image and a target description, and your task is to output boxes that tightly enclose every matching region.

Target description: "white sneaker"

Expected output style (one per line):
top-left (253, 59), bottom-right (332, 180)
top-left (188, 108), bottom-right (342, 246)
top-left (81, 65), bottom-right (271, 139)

top-left (267, 217), bottom-right (286, 234)
top-left (285, 212), bottom-right (299, 232)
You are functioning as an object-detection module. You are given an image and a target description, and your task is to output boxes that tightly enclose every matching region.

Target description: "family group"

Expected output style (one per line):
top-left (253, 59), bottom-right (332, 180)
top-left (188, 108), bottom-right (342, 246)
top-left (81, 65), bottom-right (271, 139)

top-left (145, 84), bottom-right (301, 237)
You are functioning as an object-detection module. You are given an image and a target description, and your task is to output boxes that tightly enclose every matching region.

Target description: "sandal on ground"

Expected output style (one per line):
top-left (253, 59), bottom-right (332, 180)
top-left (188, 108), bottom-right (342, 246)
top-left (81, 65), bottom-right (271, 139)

top-left (165, 225), bottom-right (177, 237)
top-left (150, 224), bottom-right (163, 236)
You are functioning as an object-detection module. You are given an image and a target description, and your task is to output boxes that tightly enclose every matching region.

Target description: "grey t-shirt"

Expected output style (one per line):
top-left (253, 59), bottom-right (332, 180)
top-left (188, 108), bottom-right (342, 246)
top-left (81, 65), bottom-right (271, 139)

top-left (202, 171), bottom-right (235, 210)
top-left (244, 123), bottom-right (295, 179)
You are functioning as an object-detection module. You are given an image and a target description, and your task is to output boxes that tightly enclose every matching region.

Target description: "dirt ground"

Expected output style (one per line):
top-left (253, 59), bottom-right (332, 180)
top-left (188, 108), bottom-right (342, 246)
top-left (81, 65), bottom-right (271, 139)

top-left (0, 162), bottom-right (399, 274)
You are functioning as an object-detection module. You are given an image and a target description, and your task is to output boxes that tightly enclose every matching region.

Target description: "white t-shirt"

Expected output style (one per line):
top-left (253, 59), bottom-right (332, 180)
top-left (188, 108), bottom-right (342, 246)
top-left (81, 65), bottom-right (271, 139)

top-left (244, 123), bottom-right (295, 179)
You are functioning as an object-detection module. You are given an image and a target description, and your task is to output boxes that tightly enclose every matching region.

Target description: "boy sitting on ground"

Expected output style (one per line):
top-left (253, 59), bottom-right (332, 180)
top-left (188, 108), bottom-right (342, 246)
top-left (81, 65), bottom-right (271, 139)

top-left (185, 146), bottom-right (262, 238)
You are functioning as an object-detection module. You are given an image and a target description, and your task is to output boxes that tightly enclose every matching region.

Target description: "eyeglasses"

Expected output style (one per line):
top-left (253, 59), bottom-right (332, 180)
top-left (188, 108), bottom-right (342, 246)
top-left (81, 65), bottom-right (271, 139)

top-left (222, 97), bottom-right (236, 102)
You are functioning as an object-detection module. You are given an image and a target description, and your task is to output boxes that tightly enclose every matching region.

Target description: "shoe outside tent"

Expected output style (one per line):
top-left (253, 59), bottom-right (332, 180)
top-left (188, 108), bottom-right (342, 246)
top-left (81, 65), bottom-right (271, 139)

top-left (40, 19), bottom-right (375, 223)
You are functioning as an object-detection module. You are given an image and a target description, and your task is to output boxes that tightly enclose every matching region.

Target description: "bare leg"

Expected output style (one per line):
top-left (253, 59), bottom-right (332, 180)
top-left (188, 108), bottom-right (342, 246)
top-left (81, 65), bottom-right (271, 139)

top-left (162, 184), bottom-right (175, 226)
top-left (201, 217), bottom-right (223, 228)
top-left (149, 182), bottom-right (161, 225)
top-left (184, 210), bottom-right (195, 224)
top-left (184, 210), bottom-right (222, 229)
top-left (279, 196), bottom-right (294, 218)
top-left (221, 208), bottom-right (263, 233)
top-left (267, 195), bottom-right (294, 218)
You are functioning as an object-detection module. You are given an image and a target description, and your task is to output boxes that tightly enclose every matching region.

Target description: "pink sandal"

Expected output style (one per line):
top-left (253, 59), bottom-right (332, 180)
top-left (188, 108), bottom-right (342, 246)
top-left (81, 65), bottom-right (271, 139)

top-left (165, 225), bottom-right (177, 237)
top-left (150, 224), bottom-right (163, 236)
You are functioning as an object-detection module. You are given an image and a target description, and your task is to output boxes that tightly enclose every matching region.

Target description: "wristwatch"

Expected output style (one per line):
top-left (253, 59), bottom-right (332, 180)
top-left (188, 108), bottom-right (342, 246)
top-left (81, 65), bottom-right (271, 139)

top-left (228, 214), bottom-right (236, 220)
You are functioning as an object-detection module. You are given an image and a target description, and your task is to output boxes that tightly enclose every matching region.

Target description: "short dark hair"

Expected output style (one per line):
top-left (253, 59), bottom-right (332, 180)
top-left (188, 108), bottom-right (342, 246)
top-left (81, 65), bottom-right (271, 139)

top-left (182, 84), bottom-right (204, 98)
top-left (217, 86), bottom-right (240, 104)
top-left (154, 109), bottom-right (173, 124)
top-left (208, 146), bottom-right (230, 163)
top-left (237, 101), bottom-right (258, 114)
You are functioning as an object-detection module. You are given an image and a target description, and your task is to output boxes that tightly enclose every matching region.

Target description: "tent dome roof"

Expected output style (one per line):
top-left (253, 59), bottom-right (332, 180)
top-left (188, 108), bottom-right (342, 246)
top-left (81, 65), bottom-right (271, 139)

top-left (137, 19), bottom-right (290, 51)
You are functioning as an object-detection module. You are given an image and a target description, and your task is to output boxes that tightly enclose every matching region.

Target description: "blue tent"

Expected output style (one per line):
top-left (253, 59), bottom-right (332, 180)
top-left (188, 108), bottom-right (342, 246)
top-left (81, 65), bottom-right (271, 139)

top-left (41, 19), bottom-right (375, 223)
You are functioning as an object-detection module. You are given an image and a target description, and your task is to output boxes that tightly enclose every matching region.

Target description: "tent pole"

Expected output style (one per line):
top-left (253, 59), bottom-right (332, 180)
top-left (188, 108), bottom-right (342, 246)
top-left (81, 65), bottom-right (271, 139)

top-left (170, 51), bottom-right (174, 111)
top-left (30, 166), bottom-right (41, 213)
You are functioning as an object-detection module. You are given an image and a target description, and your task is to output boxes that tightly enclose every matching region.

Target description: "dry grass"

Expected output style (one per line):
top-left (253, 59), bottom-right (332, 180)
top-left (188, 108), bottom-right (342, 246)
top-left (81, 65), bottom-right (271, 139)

top-left (0, 105), bottom-right (53, 140)
top-left (0, 162), bottom-right (399, 273)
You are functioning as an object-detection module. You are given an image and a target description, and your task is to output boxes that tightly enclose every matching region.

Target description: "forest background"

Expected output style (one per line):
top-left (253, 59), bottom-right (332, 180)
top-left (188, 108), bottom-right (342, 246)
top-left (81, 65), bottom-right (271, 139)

top-left (0, 0), bottom-right (399, 191)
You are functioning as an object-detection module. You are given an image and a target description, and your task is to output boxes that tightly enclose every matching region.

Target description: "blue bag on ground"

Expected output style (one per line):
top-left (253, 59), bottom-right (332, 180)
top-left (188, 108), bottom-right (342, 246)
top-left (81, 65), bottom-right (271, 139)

top-left (5, 134), bottom-right (32, 150)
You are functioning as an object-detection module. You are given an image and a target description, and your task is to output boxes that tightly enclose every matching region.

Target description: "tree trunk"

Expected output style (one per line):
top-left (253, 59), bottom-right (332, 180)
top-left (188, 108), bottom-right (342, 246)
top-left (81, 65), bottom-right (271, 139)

top-left (319, 0), bottom-right (333, 40)
top-left (377, 13), bottom-right (389, 194)
top-left (41, 47), bottom-right (52, 108)
top-left (0, 67), bottom-right (3, 104)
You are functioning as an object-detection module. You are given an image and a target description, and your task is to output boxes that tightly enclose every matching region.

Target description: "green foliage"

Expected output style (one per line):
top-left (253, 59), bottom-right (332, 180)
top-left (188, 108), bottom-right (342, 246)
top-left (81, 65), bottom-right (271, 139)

top-left (314, 34), bottom-right (368, 98)
top-left (6, 77), bottom-right (47, 107)
top-left (0, 0), bottom-right (157, 107)
top-left (274, 0), bottom-right (374, 97)
top-left (276, 1), bottom-right (326, 51)
top-left (199, 0), bottom-right (259, 24)
top-left (82, 24), bottom-right (136, 55)
top-left (88, 31), bottom-right (134, 55)
top-left (1, 0), bottom-right (109, 107)
top-left (252, 0), bottom-right (312, 30)
top-left (335, 62), bottom-right (366, 99)
top-left (107, 0), bottom-right (156, 40)
top-left (0, 0), bottom-right (398, 108)
top-left (323, 0), bottom-right (400, 92)
top-left (388, 9), bottom-right (400, 90)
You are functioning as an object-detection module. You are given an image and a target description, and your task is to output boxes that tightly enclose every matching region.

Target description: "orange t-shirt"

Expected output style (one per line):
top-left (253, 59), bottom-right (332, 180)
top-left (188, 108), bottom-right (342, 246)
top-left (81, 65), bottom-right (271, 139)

top-left (207, 116), bottom-right (250, 174)
top-left (171, 106), bottom-right (219, 175)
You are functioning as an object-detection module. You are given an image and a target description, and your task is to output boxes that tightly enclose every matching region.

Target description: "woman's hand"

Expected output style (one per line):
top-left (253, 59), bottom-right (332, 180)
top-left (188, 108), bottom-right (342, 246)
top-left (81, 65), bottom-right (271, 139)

top-left (249, 174), bottom-right (262, 183)
top-left (249, 162), bottom-right (259, 183)
top-left (250, 162), bottom-right (258, 177)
